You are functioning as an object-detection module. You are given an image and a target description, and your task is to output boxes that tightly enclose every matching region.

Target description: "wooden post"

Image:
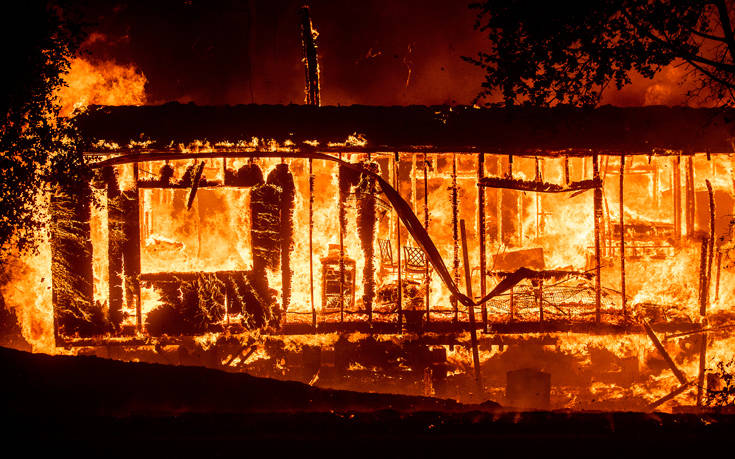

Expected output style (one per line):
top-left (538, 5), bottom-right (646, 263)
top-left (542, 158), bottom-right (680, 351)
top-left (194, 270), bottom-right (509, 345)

top-left (537, 280), bottom-right (544, 323)
top-left (309, 158), bottom-right (316, 331)
top-left (706, 180), bottom-right (715, 311)
top-left (460, 219), bottom-right (483, 392)
top-left (424, 152), bottom-right (430, 323)
top-left (496, 156), bottom-right (503, 244)
top-left (697, 180), bottom-right (715, 406)
top-left (411, 154), bottom-right (417, 213)
top-left (130, 162), bottom-right (142, 331)
top-left (104, 166), bottom-right (124, 331)
top-left (620, 156), bottom-right (627, 319)
top-left (673, 155), bottom-right (682, 242)
top-left (593, 154), bottom-right (602, 324)
top-left (509, 287), bottom-right (515, 322)
top-left (339, 153), bottom-right (345, 324)
top-left (395, 152), bottom-right (403, 332)
top-left (478, 152), bottom-right (488, 331)
top-left (451, 152), bottom-right (459, 325)
top-left (686, 155), bottom-right (695, 236)
top-left (564, 155), bottom-right (570, 185)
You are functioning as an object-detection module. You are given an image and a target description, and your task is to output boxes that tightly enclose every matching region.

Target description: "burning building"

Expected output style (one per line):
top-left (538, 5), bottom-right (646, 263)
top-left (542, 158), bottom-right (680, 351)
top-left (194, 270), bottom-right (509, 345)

top-left (30, 101), bottom-right (732, 410)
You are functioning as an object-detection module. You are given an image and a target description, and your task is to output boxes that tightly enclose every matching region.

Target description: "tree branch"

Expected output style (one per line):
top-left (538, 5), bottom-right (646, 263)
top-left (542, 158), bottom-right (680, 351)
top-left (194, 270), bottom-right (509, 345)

top-left (714, 0), bottom-right (735, 64)
top-left (622, 7), bottom-right (735, 73)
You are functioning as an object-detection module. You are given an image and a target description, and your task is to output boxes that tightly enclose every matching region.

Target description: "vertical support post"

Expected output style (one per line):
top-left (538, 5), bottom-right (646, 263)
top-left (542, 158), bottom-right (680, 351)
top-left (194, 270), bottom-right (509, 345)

top-left (395, 152), bottom-right (403, 333)
top-left (537, 280), bottom-right (544, 323)
top-left (686, 155), bottom-right (695, 236)
top-left (564, 155), bottom-right (570, 185)
top-left (517, 193), bottom-right (523, 245)
top-left (673, 155), bottom-right (682, 242)
top-left (593, 154), bottom-right (602, 324)
top-left (706, 180), bottom-right (715, 312)
top-left (424, 152), bottom-right (430, 324)
top-left (509, 287), bottom-right (515, 322)
top-left (309, 158), bottom-right (316, 331)
top-left (133, 163), bottom-right (142, 331)
top-left (104, 166), bottom-right (124, 331)
top-left (451, 152), bottom-right (459, 325)
top-left (460, 219), bottom-right (483, 393)
top-left (339, 153), bottom-right (345, 324)
top-left (697, 236), bottom-right (709, 407)
top-left (478, 152), bottom-right (487, 331)
top-left (496, 156), bottom-right (503, 244)
top-left (620, 155), bottom-right (627, 320)
top-left (535, 157), bottom-right (541, 239)
top-left (411, 154), bottom-right (417, 213)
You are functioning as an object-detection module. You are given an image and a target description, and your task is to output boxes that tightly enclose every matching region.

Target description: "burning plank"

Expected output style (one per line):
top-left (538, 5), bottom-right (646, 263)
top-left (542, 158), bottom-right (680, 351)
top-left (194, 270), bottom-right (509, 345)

top-left (478, 176), bottom-right (601, 193)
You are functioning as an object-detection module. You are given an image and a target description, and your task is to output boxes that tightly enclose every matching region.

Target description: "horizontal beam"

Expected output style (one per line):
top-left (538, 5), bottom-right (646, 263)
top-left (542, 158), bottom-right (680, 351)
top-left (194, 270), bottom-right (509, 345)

top-left (478, 176), bottom-right (601, 192)
top-left (83, 148), bottom-right (735, 160)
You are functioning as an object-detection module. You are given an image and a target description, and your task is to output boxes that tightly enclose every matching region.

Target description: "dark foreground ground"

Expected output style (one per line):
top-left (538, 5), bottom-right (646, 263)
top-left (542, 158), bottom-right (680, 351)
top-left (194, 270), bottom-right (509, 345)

top-left (1, 346), bottom-right (733, 457)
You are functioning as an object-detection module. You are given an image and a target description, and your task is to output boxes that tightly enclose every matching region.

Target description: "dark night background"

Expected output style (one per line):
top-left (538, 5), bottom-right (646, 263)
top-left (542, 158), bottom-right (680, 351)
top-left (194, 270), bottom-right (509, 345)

top-left (75, 0), bottom-right (689, 107)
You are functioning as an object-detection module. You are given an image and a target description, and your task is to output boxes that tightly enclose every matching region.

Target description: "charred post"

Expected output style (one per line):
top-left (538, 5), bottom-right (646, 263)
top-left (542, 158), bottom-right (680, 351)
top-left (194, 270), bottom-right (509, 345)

top-left (299, 6), bottom-right (320, 106)
top-left (673, 155), bottom-right (682, 242)
top-left (451, 152), bottom-right (459, 325)
top-left (357, 160), bottom-right (379, 324)
top-left (478, 152), bottom-right (487, 331)
top-left (460, 219), bottom-right (483, 392)
top-left (423, 152), bottom-right (430, 323)
top-left (122, 163), bottom-right (142, 331)
top-left (267, 163), bottom-right (295, 316)
top-left (102, 166), bottom-right (124, 330)
top-left (620, 156), bottom-right (627, 319)
top-left (593, 154), bottom-right (602, 324)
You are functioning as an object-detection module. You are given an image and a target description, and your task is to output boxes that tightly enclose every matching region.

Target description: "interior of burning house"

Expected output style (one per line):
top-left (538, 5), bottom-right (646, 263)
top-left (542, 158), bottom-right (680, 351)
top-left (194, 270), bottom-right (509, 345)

top-left (36, 102), bottom-right (734, 410)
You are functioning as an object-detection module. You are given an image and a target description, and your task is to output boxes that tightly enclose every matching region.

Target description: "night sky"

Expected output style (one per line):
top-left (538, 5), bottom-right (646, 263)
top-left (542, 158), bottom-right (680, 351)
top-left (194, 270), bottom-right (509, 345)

top-left (77, 0), bottom-right (690, 107)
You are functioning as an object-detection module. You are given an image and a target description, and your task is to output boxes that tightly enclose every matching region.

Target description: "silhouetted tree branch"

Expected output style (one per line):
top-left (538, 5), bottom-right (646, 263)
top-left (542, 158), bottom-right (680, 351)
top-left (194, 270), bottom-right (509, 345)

top-left (465, 0), bottom-right (735, 107)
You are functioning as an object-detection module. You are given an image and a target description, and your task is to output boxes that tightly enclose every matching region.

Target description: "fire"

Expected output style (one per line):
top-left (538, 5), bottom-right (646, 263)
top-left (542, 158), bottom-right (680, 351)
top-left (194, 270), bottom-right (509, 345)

top-left (55, 57), bottom-right (147, 117)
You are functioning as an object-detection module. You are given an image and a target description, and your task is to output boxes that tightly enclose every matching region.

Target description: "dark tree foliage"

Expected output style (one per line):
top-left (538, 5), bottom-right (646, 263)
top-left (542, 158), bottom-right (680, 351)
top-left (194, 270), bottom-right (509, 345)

top-left (465, 0), bottom-right (735, 106)
top-left (0, 1), bottom-right (89, 256)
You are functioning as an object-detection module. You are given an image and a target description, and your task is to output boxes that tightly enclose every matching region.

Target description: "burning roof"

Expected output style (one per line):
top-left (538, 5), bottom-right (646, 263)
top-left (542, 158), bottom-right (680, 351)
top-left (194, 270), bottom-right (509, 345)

top-left (77, 103), bottom-right (735, 154)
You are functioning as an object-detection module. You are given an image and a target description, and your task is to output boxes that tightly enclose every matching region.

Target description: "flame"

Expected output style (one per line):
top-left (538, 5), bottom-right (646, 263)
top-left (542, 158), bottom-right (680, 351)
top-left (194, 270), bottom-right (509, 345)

top-left (56, 57), bottom-right (147, 117)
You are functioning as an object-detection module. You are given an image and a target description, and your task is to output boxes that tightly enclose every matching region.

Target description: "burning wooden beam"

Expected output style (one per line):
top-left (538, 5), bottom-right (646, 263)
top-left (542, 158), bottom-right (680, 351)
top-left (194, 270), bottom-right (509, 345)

top-left (185, 161), bottom-right (205, 211)
top-left (642, 320), bottom-right (688, 386)
top-left (478, 176), bottom-right (601, 193)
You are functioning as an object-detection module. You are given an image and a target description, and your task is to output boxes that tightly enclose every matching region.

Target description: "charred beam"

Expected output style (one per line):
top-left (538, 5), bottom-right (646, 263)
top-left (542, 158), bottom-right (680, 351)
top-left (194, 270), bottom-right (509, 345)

top-left (185, 161), bottom-right (205, 210)
top-left (478, 176), bottom-right (601, 193)
top-left (643, 320), bottom-right (688, 386)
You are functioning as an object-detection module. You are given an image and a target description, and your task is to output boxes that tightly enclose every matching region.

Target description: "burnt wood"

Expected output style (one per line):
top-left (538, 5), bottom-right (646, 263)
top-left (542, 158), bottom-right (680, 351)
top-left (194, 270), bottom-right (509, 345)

top-left (76, 104), bottom-right (735, 153)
